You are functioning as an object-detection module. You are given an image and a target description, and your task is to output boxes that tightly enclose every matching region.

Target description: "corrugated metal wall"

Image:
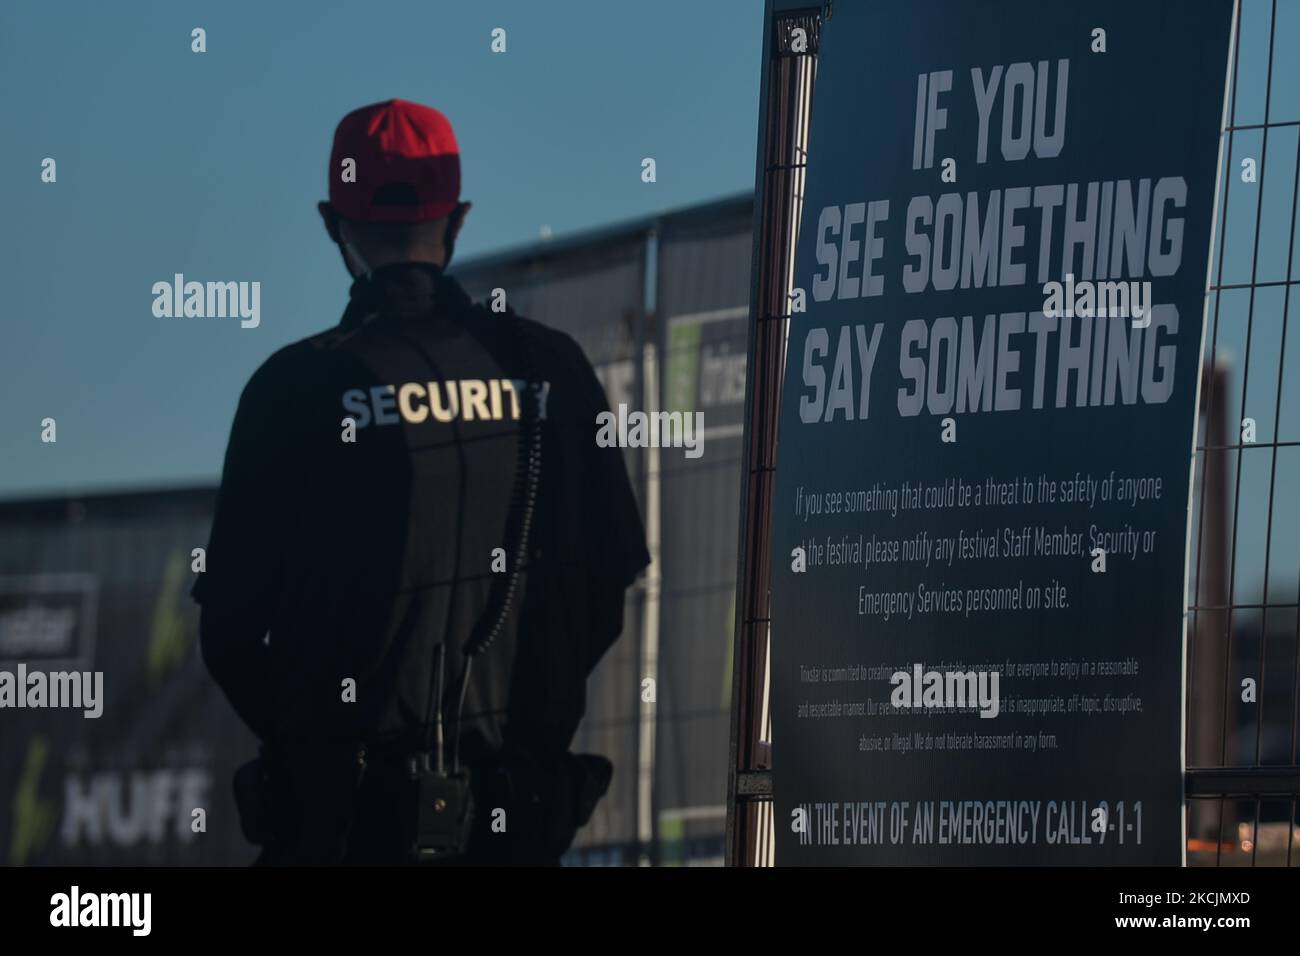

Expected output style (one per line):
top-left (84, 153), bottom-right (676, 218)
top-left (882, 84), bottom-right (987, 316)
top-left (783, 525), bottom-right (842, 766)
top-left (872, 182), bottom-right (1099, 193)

top-left (653, 207), bottom-right (753, 864)
top-left (0, 490), bottom-right (257, 865)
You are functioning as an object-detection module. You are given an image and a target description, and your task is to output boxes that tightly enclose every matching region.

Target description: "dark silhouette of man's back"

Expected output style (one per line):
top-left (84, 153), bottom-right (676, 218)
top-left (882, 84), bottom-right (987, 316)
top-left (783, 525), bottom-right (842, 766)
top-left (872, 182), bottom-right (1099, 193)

top-left (194, 100), bottom-right (649, 865)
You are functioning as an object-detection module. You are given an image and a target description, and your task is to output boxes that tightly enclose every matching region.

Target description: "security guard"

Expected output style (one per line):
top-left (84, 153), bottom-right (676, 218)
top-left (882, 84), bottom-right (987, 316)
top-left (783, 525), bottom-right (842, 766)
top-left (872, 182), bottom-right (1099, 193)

top-left (193, 99), bottom-right (650, 865)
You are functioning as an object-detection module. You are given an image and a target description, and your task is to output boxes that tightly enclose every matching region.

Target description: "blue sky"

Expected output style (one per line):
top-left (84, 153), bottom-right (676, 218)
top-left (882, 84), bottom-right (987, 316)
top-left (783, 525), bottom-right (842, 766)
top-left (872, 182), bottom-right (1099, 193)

top-left (0, 0), bottom-right (762, 497)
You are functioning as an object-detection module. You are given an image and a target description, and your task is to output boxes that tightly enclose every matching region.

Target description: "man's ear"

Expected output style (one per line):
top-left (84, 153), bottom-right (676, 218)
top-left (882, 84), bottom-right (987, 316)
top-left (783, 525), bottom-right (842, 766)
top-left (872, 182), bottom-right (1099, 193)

top-left (318, 201), bottom-right (343, 244)
top-left (448, 201), bottom-right (472, 241)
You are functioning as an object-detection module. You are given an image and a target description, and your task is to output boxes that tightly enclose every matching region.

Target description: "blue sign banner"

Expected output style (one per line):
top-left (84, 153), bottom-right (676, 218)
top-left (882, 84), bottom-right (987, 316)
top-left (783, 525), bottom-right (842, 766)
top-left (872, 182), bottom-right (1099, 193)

top-left (769, 0), bottom-right (1234, 864)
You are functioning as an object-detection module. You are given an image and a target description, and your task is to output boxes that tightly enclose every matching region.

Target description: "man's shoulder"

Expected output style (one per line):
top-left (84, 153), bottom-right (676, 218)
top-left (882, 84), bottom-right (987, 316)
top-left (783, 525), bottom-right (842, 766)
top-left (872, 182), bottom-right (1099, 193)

top-left (235, 332), bottom-right (339, 404)
top-left (237, 299), bottom-right (602, 403)
top-left (513, 316), bottom-right (591, 371)
top-left (247, 336), bottom-right (312, 375)
top-left (462, 299), bottom-right (597, 376)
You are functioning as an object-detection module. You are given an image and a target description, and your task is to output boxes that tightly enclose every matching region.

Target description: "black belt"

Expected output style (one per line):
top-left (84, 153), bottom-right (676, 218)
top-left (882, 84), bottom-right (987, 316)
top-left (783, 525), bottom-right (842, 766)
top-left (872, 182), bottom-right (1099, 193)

top-left (352, 746), bottom-right (561, 804)
top-left (239, 744), bottom-right (612, 854)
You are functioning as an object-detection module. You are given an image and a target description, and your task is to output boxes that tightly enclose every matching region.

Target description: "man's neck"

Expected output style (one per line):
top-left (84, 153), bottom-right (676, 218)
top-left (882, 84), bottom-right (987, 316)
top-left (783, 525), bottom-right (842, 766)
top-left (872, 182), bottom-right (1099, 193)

top-left (354, 250), bottom-right (446, 276)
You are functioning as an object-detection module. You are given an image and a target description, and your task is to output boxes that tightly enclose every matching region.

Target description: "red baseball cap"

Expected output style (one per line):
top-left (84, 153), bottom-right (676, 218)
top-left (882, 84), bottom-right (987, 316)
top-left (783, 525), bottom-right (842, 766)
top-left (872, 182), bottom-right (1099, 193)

top-left (328, 99), bottom-right (461, 223)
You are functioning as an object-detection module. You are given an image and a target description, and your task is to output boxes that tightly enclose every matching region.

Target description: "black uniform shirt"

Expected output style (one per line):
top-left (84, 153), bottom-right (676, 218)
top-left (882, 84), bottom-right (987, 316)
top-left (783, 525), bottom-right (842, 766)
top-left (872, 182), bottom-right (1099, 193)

top-left (193, 262), bottom-right (650, 763)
